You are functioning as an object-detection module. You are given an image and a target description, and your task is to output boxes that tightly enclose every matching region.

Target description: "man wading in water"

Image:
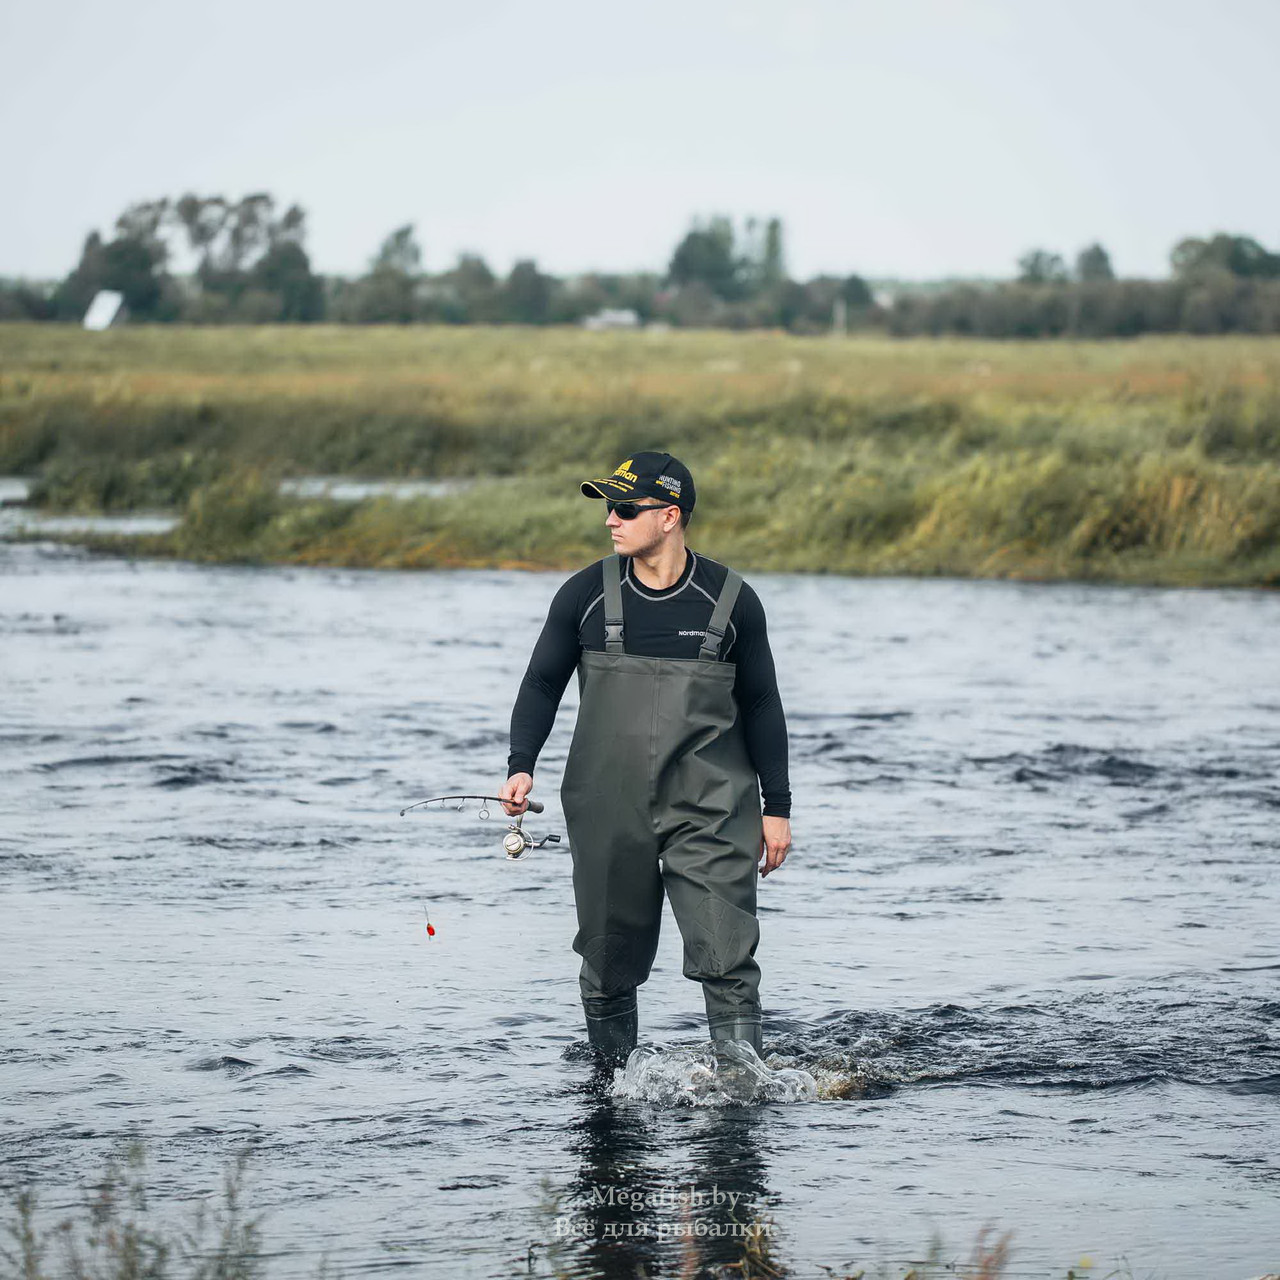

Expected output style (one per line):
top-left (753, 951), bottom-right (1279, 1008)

top-left (499, 452), bottom-right (792, 1066)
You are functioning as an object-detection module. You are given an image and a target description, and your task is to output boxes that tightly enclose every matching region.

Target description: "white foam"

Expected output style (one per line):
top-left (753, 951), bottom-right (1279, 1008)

top-left (609, 1040), bottom-right (819, 1107)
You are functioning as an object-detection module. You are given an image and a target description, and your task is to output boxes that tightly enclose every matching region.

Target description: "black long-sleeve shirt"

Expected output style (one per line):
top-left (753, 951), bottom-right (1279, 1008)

top-left (507, 549), bottom-right (791, 818)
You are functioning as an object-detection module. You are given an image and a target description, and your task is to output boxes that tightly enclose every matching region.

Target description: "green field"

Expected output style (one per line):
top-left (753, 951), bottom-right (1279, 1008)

top-left (2, 324), bottom-right (1278, 585)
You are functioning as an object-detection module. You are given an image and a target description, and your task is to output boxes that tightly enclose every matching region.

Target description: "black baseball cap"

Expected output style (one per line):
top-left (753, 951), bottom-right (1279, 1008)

top-left (580, 451), bottom-right (696, 512)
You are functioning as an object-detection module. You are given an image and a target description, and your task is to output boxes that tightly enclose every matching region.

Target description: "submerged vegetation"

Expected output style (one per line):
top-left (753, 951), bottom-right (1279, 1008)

top-left (1, 324), bottom-right (1278, 586)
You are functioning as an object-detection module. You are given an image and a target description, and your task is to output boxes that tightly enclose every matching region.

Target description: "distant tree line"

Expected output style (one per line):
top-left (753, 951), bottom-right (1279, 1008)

top-left (2, 194), bottom-right (1279, 337)
top-left (887, 235), bottom-right (1280, 337)
top-left (1, 195), bottom-right (325, 324)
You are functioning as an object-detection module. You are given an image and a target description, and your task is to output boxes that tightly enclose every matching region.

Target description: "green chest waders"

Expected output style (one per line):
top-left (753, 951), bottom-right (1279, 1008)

top-left (560, 553), bottom-right (765, 1061)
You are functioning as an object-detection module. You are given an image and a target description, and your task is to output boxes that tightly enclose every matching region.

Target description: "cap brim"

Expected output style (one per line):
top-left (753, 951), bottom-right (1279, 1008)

top-left (581, 479), bottom-right (636, 499)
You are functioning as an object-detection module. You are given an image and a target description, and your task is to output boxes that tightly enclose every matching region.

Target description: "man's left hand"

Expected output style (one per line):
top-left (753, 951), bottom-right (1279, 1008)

top-left (759, 816), bottom-right (791, 878)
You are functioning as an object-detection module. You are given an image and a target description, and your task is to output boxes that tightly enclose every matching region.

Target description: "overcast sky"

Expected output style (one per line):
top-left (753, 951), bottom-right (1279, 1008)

top-left (2, 0), bottom-right (1277, 282)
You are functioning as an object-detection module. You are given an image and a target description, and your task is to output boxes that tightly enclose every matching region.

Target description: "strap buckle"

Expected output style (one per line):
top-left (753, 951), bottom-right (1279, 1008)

top-left (698, 622), bottom-right (726, 659)
top-left (604, 622), bottom-right (625, 646)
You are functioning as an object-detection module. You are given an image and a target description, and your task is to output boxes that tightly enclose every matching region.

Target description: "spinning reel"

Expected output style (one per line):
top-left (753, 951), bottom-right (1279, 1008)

top-left (399, 793), bottom-right (562, 860)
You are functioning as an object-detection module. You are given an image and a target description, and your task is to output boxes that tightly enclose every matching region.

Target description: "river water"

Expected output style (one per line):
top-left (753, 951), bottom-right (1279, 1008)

top-left (0, 476), bottom-right (477, 542)
top-left (2, 540), bottom-right (1277, 1279)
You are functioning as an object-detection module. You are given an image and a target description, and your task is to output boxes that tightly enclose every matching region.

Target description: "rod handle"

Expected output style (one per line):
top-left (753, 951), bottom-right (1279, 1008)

top-left (523, 798), bottom-right (544, 814)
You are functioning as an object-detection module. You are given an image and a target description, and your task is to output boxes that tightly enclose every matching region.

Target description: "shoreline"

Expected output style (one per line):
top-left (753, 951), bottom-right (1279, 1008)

top-left (3, 326), bottom-right (1277, 589)
top-left (10, 523), bottom-right (1278, 591)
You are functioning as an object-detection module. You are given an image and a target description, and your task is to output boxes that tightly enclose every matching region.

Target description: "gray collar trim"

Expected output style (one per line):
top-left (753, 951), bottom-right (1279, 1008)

top-left (623, 548), bottom-right (697, 600)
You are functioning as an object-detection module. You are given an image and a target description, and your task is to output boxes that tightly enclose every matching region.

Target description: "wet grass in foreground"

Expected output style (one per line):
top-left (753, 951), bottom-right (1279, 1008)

top-left (4, 1144), bottom-right (1250, 1280)
top-left (2, 1143), bottom-right (262, 1280)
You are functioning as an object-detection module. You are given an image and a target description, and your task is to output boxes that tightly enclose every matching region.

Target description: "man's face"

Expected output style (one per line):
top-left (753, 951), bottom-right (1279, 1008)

top-left (605, 500), bottom-right (680, 556)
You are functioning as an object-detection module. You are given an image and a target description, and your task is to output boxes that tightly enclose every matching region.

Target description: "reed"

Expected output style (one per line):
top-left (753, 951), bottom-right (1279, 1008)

top-left (4, 325), bottom-right (1278, 585)
top-left (65, 448), bottom-right (1280, 586)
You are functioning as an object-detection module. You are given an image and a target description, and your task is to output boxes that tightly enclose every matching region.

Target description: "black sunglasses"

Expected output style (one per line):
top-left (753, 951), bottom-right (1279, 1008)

top-left (606, 499), bottom-right (677, 520)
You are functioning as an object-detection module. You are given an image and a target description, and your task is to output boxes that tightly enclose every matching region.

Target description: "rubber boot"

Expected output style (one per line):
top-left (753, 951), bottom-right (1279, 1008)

top-left (582, 991), bottom-right (638, 1067)
top-left (709, 1017), bottom-right (763, 1057)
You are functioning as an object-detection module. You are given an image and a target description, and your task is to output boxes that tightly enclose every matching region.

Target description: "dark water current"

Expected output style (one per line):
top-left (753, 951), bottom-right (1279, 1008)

top-left (2, 541), bottom-right (1278, 1279)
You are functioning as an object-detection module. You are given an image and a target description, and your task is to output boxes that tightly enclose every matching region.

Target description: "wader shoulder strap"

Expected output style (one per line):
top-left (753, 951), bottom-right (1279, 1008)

top-left (698, 568), bottom-right (743, 660)
top-left (603, 554), bottom-right (625, 653)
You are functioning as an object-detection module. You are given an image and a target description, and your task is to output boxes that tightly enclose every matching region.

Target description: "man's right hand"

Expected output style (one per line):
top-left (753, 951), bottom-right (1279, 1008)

top-left (499, 772), bottom-right (533, 816)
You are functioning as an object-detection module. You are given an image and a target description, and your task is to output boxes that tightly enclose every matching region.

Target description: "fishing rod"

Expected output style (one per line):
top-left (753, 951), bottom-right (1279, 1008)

top-left (399, 793), bottom-right (562, 860)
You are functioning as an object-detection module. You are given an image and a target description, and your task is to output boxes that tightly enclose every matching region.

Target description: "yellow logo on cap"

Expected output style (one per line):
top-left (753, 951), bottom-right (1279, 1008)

top-left (613, 459), bottom-right (638, 482)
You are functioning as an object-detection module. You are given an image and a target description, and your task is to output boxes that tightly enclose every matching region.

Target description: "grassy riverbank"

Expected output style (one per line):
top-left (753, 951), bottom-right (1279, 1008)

top-left (2, 324), bottom-right (1278, 584)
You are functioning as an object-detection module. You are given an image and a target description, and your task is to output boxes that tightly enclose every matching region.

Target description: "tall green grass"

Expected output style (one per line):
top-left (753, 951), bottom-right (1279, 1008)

top-left (3, 325), bottom-right (1278, 584)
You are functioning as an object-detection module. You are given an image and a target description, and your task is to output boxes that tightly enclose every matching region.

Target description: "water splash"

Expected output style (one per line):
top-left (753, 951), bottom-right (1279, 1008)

top-left (609, 1040), bottom-right (819, 1107)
